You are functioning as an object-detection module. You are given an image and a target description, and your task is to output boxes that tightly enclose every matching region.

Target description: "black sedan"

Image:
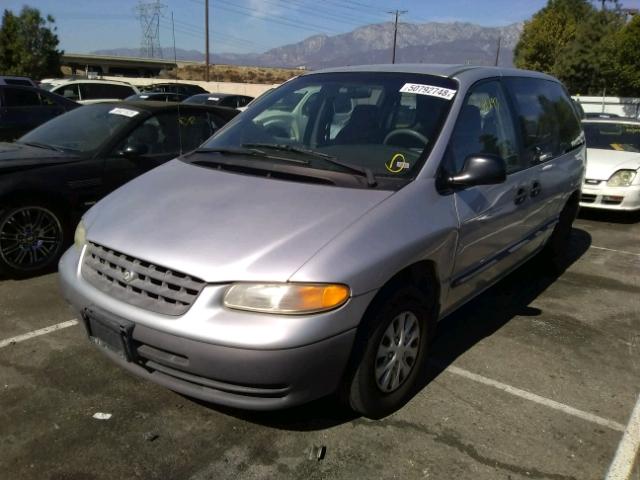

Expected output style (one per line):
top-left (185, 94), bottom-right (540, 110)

top-left (126, 92), bottom-right (189, 102)
top-left (141, 82), bottom-right (207, 96)
top-left (0, 84), bottom-right (78, 141)
top-left (0, 101), bottom-right (238, 277)
top-left (184, 93), bottom-right (254, 109)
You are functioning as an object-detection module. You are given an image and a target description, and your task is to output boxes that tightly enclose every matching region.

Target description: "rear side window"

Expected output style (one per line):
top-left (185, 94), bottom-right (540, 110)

top-left (54, 84), bottom-right (80, 101)
top-left (218, 96), bottom-right (238, 108)
top-left (80, 83), bottom-right (134, 99)
top-left (4, 88), bottom-right (41, 107)
top-left (503, 78), bottom-right (583, 161)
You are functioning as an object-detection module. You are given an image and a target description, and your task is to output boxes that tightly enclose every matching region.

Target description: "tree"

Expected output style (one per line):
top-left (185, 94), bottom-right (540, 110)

top-left (553, 9), bottom-right (623, 94)
top-left (0, 6), bottom-right (62, 79)
top-left (514, 0), bottom-right (594, 74)
top-left (614, 15), bottom-right (640, 96)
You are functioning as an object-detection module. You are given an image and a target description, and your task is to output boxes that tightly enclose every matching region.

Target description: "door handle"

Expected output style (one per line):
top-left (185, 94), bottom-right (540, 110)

top-left (514, 187), bottom-right (528, 205)
top-left (530, 181), bottom-right (541, 198)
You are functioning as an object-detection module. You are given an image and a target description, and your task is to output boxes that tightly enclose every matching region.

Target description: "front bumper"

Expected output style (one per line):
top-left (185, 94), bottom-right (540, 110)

top-left (59, 247), bottom-right (375, 409)
top-left (580, 184), bottom-right (640, 211)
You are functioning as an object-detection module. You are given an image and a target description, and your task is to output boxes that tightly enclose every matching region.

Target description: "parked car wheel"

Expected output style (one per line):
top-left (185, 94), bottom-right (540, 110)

top-left (0, 204), bottom-right (66, 277)
top-left (346, 287), bottom-right (432, 419)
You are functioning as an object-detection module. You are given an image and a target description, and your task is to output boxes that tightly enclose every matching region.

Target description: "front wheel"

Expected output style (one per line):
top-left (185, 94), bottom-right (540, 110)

top-left (0, 204), bottom-right (66, 277)
top-left (345, 287), bottom-right (432, 419)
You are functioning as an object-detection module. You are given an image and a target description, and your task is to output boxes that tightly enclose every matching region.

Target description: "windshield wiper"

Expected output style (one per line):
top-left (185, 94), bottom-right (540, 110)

top-left (194, 146), bottom-right (265, 156)
top-left (18, 141), bottom-right (64, 152)
top-left (193, 146), bottom-right (310, 165)
top-left (242, 143), bottom-right (377, 187)
top-left (318, 156), bottom-right (377, 188)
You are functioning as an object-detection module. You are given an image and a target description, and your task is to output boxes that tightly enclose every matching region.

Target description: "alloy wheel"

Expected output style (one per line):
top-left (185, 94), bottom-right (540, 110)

top-left (0, 206), bottom-right (63, 271)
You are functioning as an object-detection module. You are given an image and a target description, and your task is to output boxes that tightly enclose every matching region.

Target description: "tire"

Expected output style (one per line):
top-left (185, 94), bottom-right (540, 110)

top-left (345, 287), bottom-right (433, 419)
top-left (0, 203), bottom-right (67, 277)
top-left (542, 193), bottom-right (579, 271)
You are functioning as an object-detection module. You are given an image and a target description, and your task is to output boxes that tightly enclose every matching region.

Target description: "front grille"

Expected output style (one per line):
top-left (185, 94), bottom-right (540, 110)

top-left (580, 193), bottom-right (597, 203)
top-left (584, 179), bottom-right (601, 186)
top-left (82, 242), bottom-right (205, 316)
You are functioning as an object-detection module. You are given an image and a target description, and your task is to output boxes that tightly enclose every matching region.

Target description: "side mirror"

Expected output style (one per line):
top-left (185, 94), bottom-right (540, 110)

top-left (121, 144), bottom-right (149, 158)
top-left (448, 154), bottom-right (506, 188)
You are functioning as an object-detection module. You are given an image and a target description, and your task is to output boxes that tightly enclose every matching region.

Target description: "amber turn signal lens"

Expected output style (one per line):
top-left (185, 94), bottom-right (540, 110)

top-left (224, 283), bottom-right (350, 314)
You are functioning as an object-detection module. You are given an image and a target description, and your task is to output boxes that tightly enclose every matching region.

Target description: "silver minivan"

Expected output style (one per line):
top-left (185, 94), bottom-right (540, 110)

top-left (59, 65), bottom-right (585, 418)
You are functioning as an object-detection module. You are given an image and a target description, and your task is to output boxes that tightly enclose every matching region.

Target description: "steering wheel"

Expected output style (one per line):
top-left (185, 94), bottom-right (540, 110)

top-left (383, 129), bottom-right (428, 147)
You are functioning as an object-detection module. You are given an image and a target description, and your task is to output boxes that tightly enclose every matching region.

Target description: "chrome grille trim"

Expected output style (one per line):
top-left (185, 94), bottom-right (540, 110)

top-left (81, 242), bottom-right (205, 316)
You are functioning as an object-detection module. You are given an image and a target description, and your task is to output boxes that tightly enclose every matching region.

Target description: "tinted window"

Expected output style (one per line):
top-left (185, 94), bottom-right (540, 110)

top-left (79, 83), bottom-right (133, 100)
top-left (54, 84), bottom-right (80, 101)
top-left (504, 77), bottom-right (583, 161)
top-left (446, 80), bottom-right (521, 174)
top-left (19, 103), bottom-right (139, 153)
top-left (5, 79), bottom-right (32, 86)
top-left (583, 122), bottom-right (640, 152)
top-left (121, 110), bottom-right (218, 155)
top-left (218, 96), bottom-right (238, 108)
top-left (237, 96), bottom-right (253, 107)
top-left (4, 88), bottom-right (41, 107)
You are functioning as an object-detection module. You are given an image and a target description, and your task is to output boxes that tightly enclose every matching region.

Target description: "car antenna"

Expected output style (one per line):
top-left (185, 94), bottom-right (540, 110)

top-left (171, 11), bottom-right (183, 155)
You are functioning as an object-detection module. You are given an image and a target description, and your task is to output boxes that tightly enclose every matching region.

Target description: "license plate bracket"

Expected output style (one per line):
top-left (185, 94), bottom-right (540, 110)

top-left (83, 308), bottom-right (137, 362)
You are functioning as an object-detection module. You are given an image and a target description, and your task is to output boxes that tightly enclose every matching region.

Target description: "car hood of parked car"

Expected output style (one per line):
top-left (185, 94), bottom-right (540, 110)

top-left (83, 159), bottom-right (395, 283)
top-left (0, 142), bottom-right (80, 171)
top-left (586, 148), bottom-right (640, 180)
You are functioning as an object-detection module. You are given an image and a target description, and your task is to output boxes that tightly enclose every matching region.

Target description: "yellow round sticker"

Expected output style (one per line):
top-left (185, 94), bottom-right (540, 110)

top-left (386, 153), bottom-right (407, 174)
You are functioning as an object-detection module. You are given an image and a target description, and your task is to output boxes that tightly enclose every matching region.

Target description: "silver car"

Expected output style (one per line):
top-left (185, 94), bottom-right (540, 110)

top-left (59, 65), bottom-right (585, 418)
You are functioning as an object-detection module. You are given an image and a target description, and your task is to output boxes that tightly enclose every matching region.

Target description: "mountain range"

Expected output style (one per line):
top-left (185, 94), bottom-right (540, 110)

top-left (92, 21), bottom-right (524, 69)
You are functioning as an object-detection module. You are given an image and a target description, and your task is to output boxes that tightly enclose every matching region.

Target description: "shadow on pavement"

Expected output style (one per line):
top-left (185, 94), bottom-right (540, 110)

top-left (189, 228), bottom-right (592, 430)
top-left (419, 227), bottom-right (592, 392)
top-left (578, 208), bottom-right (640, 224)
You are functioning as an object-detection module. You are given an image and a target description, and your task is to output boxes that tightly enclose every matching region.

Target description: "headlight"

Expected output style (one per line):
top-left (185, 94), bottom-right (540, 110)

top-left (223, 283), bottom-right (350, 314)
top-left (607, 170), bottom-right (637, 187)
top-left (74, 220), bottom-right (86, 251)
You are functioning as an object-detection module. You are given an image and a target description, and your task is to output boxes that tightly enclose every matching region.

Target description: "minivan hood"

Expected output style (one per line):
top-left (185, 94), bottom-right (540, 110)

top-left (85, 159), bottom-right (394, 283)
top-left (586, 148), bottom-right (640, 180)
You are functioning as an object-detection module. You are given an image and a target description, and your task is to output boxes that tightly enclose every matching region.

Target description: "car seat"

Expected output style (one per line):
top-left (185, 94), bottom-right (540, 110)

top-left (333, 105), bottom-right (380, 145)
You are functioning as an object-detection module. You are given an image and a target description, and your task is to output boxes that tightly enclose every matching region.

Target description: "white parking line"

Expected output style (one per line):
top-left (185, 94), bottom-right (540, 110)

top-left (445, 365), bottom-right (626, 432)
top-left (605, 394), bottom-right (640, 480)
top-left (0, 319), bottom-right (79, 349)
top-left (591, 246), bottom-right (640, 257)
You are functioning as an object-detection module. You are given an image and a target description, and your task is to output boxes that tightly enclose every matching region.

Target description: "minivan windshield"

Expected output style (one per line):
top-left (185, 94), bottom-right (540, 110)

top-left (18, 103), bottom-right (141, 154)
top-left (583, 121), bottom-right (640, 153)
top-left (198, 72), bottom-right (457, 184)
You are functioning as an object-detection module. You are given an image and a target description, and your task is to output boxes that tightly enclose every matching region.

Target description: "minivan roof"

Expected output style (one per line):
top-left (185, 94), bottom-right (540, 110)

top-left (307, 64), bottom-right (558, 82)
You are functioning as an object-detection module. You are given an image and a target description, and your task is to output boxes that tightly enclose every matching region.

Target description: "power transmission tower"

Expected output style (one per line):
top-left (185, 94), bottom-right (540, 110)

top-left (205, 0), bottom-right (210, 81)
top-left (388, 10), bottom-right (407, 64)
top-left (135, 0), bottom-right (166, 58)
top-left (494, 36), bottom-right (501, 66)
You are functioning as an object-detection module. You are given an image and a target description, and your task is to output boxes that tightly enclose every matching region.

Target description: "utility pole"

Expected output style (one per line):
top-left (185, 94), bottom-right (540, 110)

top-left (494, 36), bottom-right (501, 66)
top-left (388, 9), bottom-right (407, 64)
top-left (205, 0), bottom-right (210, 81)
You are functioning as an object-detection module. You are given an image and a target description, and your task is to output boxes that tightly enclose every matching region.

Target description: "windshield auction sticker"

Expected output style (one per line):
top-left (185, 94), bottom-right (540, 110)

top-left (400, 83), bottom-right (457, 100)
top-left (109, 107), bottom-right (139, 118)
top-left (386, 153), bottom-right (410, 173)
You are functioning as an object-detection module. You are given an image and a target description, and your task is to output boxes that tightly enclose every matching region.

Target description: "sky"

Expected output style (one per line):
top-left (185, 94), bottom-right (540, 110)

top-left (2, 0), bottom-right (639, 55)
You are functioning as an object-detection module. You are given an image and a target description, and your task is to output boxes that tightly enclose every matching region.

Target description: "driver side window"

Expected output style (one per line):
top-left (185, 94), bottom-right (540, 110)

top-left (446, 81), bottom-right (520, 174)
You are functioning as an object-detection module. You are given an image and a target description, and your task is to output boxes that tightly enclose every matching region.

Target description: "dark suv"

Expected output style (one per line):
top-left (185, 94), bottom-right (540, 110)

top-left (0, 85), bottom-right (78, 141)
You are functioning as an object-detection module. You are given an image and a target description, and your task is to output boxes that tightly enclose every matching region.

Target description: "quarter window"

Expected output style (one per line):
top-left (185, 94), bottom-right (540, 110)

top-left (447, 81), bottom-right (521, 174)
